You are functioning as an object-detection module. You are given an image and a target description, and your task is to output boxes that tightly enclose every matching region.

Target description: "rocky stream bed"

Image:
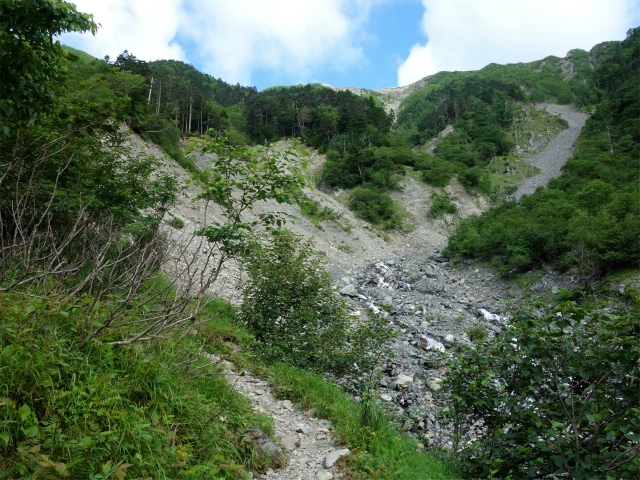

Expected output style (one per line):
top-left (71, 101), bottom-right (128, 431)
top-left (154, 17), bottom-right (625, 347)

top-left (330, 246), bottom-right (579, 448)
top-left (220, 246), bottom-right (580, 480)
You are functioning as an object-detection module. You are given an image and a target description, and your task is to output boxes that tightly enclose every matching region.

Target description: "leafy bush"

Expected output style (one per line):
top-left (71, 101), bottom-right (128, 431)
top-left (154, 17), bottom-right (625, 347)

top-left (458, 165), bottom-right (491, 193)
top-left (239, 229), bottom-right (394, 374)
top-left (415, 156), bottom-right (459, 187)
top-left (168, 215), bottom-right (185, 229)
top-left (429, 192), bottom-right (458, 218)
top-left (187, 133), bottom-right (308, 255)
top-left (464, 320), bottom-right (487, 342)
top-left (349, 187), bottom-right (401, 229)
top-left (439, 299), bottom-right (640, 479)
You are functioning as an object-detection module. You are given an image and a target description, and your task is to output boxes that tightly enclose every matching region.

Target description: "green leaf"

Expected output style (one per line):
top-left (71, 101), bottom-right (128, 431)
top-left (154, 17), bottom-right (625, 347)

top-left (23, 425), bottom-right (40, 438)
top-left (551, 455), bottom-right (565, 469)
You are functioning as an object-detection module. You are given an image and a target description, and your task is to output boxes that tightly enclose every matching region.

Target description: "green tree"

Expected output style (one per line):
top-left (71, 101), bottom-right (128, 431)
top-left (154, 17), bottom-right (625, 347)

top-left (185, 134), bottom-right (308, 315)
top-left (0, 1), bottom-right (188, 349)
top-left (239, 229), bottom-right (395, 374)
top-left (574, 179), bottom-right (615, 216)
top-left (0, 0), bottom-right (97, 127)
top-left (440, 299), bottom-right (640, 479)
top-left (109, 69), bottom-right (148, 99)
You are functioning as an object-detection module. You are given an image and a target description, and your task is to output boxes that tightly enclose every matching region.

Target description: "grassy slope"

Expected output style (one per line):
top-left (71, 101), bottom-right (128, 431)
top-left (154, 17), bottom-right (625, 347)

top-left (0, 279), bottom-right (461, 479)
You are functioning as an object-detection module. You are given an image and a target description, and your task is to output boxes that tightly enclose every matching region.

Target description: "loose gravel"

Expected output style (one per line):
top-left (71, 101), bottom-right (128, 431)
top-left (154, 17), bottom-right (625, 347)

top-left (514, 104), bottom-right (588, 200)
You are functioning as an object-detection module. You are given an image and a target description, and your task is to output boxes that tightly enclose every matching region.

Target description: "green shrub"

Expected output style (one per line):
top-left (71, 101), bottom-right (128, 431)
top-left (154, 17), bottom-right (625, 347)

top-left (440, 299), bottom-right (640, 479)
top-left (168, 215), bottom-right (185, 229)
top-left (459, 166), bottom-right (482, 190)
top-left (464, 320), bottom-right (487, 342)
top-left (349, 187), bottom-right (396, 225)
top-left (429, 192), bottom-right (458, 218)
top-left (415, 155), bottom-right (459, 187)
top-left (239, 229), bottom-right (394, 374)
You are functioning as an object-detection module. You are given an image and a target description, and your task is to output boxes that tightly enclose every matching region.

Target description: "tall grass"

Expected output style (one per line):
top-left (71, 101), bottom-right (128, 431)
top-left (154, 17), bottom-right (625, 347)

top-left (0, 289), bottom-right (270, 479)
top-left (1, 277), bottom-right (460, 479)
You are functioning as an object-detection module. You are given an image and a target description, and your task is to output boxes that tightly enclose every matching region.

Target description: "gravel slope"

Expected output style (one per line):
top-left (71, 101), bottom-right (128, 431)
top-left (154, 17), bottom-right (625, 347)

top-left (223, 368), bottom-right (349, 480)
top-left (514, 104), bottom-right (588, 200)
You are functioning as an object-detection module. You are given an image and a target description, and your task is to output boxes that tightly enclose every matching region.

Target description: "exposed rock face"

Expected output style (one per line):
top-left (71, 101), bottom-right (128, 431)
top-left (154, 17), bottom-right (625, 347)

top-left (322, 74), bottom-right (432, 115)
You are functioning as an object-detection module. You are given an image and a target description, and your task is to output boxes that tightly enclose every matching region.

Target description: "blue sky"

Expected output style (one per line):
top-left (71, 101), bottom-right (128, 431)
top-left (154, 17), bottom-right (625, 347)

top-left (61, 0), bottom-right (639, 91)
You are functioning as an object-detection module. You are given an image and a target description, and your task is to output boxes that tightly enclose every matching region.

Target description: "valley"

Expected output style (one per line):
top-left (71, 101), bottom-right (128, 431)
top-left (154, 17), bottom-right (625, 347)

top-left (1, 5), bottom-right (637, 478)
top-left (125, 100), bottom-right (592, 479)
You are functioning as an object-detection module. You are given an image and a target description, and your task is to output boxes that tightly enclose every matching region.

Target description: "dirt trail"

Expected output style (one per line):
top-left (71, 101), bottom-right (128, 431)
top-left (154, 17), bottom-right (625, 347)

top-left (514, 104), bottom-right (588, 200)
top-left (221, 367), bottom-right (348, 480)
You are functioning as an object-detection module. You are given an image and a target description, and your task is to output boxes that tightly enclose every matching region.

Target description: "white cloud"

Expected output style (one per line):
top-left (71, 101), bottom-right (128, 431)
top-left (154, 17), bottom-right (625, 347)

top-left (398, 0), bottom-right (638, 87)
top-left (59, 0), bottom-right (186, 62)
top-left (180, 0), bottom-right (383, 86)
top-left (60, 0), bottom-right (386, 87)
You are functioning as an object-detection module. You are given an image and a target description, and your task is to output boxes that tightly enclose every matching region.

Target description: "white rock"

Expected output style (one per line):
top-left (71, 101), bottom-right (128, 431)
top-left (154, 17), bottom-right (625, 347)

top-left (394, 374), bottom-right (414, 389)
top-left (417, 336), bottom-right (445, 352)
top-left (339, 285), bottom-right (357, 296)
top-left (479, 308), bottom-right (506, 322)
top-left (428, 379), bottom-right (442, 391)
top-left (324, 448), bottom-right (350, 468)
top-left (280, 435), bottom-right (299, 450)
top-left (367, 302), bottom-right (385, 316)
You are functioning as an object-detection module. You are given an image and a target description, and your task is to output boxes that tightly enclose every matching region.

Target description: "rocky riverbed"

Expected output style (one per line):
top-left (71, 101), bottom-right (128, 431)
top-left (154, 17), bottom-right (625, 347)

top-left (331, 245), bottom-right (579, 446)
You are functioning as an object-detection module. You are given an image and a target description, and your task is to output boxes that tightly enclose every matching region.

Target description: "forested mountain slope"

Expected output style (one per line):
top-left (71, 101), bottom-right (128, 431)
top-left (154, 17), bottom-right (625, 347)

top-left (445, 28), bottom-right (639, 276)
top-left (62, 26), bottom-right (639, 277)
